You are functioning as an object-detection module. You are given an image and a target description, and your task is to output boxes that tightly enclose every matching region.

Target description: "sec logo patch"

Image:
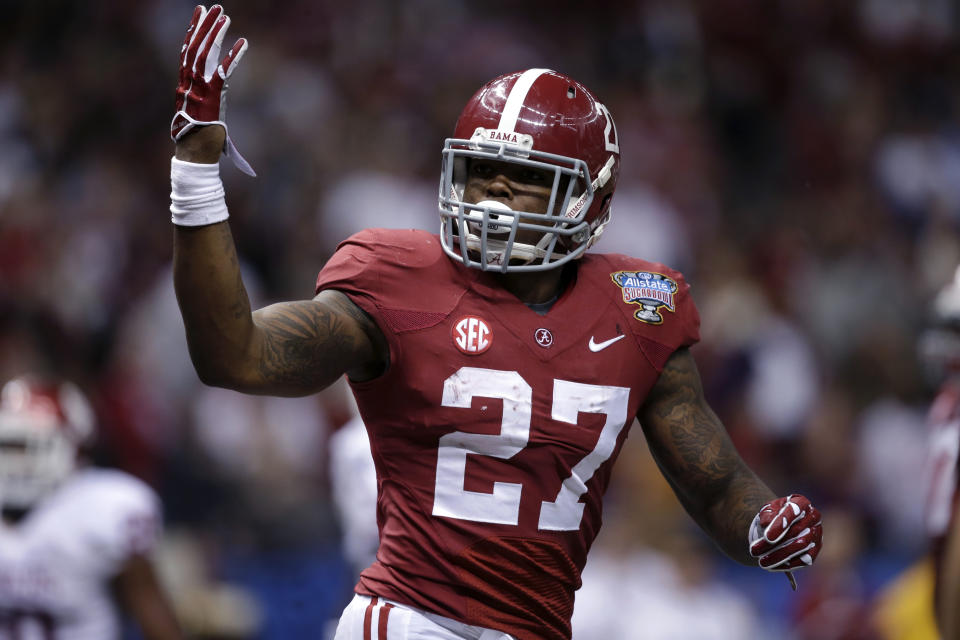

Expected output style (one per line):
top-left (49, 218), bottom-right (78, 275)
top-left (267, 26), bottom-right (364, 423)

top-left (452, 316), bottom-right (493, 354)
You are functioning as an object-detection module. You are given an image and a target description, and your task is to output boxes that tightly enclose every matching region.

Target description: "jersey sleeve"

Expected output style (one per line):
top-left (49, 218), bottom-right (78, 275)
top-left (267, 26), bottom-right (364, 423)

top-left (638, 265), bottom-right (700, 371)
top-left (315, 229), bottom-right (388, 323)
top-left (595, 254), bottom-right (701, 371)
top-left (670, 267), bottom-right (701, 350)
top-left (315, 228), bottom-right (464, 337)
top-left (78, 471), bottom-right (163, 576)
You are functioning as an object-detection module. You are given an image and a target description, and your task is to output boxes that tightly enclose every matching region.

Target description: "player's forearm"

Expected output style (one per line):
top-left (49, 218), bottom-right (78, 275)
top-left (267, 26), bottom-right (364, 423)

top-left (640, 349), bottom-right (778, 564)
top-left (173, 222), bottom-right (260, 388)
top-left (170, 125), bottom-right (265, 389)
top-left (652, 446), bottom-right (774, 564)
top-left (702, 466), bottom-right (776, 565)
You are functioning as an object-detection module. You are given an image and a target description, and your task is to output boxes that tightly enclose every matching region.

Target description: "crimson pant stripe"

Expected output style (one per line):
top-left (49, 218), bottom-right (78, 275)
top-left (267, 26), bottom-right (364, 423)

top-left (378, 603), bottom-right (393, 639)
top-left (363, 597), bottom-right (378, 640)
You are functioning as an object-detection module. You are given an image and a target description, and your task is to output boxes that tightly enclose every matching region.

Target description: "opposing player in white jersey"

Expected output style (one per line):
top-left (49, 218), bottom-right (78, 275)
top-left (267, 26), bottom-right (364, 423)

top-left (922, 268), bottom-right (960, 640)
top-left (0, 376), bottom-right (183, 640)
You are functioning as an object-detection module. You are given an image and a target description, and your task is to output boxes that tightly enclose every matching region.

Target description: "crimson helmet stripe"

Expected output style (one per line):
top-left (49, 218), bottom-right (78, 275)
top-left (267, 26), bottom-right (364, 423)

top-left (497, 68), bottom-right (551, 132)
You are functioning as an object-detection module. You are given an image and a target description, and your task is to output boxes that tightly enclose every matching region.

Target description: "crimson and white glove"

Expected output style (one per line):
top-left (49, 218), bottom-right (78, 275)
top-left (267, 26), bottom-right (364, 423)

top-left (748, 494), bottom-right (822, 572)
top-left (171, 4), bottom-right (254, 176)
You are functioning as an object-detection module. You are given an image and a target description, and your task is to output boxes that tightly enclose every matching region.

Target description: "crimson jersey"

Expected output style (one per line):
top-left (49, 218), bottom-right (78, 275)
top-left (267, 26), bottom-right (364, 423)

top-left (316, 229), bottom-right (700, 640)
top-left (926, 380), bottom-right (960, 611)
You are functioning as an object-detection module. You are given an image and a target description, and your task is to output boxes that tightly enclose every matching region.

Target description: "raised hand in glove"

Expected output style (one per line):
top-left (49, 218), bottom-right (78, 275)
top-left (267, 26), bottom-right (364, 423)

top-left (171, 4), bottom-right (254, 175)
top-left (749, 494), bottom-right (822, 573)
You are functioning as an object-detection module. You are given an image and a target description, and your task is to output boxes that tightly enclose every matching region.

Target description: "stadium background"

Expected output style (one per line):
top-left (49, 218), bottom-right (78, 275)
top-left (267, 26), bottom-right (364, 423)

top-left (0, 1), bottom-right (956, 637)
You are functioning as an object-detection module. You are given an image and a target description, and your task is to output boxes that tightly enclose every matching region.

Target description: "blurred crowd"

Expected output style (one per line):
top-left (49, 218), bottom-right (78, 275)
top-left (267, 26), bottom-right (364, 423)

top-left (2, 0), bottom-right (959, 638)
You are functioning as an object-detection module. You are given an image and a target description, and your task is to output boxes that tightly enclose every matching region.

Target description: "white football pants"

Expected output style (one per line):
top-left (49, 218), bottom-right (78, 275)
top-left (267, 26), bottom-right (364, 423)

top-left (334, 594), bottom-right (517, 640)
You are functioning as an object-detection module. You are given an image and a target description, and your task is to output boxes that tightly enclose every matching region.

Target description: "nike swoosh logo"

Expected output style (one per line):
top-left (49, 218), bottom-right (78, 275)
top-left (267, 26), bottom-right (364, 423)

top-left (588, 334), bottom-right (626, 352)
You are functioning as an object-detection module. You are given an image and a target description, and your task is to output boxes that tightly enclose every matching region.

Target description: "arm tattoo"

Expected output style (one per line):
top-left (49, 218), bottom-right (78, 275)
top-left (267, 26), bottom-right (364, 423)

top-left (640, 348), bottom-right (774, 562)
top-left (645, 352), bottom-right (738, 492)
top-left (253, 291), bottom-right (385, 391)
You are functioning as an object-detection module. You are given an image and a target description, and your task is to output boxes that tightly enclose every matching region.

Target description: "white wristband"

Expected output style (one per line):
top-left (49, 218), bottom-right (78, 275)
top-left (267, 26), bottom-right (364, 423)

top-left (169, 157), bottom-right (229, 226)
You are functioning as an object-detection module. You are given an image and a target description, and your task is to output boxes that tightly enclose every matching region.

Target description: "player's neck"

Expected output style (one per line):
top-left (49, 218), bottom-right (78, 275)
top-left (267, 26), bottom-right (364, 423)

top-left (495, 263), bottom-right (573, 306)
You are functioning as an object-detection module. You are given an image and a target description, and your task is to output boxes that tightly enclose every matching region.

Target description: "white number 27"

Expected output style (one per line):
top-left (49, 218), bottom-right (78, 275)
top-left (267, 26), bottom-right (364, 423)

top-left (432, 367), bottom-right (630, 531)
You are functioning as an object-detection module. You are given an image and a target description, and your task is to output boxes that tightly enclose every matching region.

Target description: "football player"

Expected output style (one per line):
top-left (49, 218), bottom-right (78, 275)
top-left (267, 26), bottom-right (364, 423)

top-left (0, 376), bottom-right (183, 640)
top-left (168, 6), bottom-right (823, 639)
top-left (922, 267), bottom-right (960, 640)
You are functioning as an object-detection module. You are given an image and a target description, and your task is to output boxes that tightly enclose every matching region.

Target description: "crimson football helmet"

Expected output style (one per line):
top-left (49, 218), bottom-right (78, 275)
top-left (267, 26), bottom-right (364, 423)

top-left (439, 69), bottom-right (621, 272)
top-left (0, 376), bottom-right (94, 509)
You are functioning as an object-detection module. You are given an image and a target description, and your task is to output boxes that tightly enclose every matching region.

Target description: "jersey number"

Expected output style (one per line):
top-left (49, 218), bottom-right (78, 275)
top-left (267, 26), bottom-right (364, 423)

top-left (432, 367), bottom-right (629, 531)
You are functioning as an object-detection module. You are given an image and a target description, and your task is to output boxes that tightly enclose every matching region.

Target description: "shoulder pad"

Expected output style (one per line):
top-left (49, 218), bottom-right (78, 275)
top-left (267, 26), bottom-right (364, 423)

top-left (316, 229), bottom-right (466, 334)
top-left (582, 253), bottom-right (701, 369)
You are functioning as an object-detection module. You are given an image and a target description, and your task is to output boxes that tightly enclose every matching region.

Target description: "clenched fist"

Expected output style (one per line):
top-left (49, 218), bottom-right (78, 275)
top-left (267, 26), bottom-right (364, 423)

top-left (748, 494), bottom-right (822, 572)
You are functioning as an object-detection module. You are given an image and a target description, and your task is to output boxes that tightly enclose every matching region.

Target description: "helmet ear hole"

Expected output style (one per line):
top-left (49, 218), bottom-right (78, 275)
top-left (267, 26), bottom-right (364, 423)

top-left (566, 86), bottom-right (576, 99)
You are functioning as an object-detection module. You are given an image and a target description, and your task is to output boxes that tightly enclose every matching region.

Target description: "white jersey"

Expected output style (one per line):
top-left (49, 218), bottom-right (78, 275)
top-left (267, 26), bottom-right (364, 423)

top-left (0, 468), bottom-right (161, 640)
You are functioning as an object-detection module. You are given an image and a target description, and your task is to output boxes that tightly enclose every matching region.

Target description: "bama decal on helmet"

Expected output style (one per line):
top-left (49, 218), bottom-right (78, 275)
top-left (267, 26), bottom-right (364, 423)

top-left (486, 130), bottom-right (526, 145)
top-left (611, 270), bottom-right (678, 325)
top-left (452, 316), bottom-right (493, 354)
top-left (470, 128), bottom-right (534, 153)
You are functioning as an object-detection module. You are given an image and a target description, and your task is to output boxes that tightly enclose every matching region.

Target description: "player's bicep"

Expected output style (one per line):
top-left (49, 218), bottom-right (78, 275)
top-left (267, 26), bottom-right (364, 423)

top-left (637, 348), bottom-right (744, 501)
top-left (249, 289), bottom-right (387, 395)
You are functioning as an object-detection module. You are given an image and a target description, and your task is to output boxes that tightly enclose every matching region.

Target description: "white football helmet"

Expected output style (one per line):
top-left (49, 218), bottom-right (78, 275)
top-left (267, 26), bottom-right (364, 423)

top-left (920, 266), bottom-right (960, 385)
top-left (0, 376), bottom-right (94, 510)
